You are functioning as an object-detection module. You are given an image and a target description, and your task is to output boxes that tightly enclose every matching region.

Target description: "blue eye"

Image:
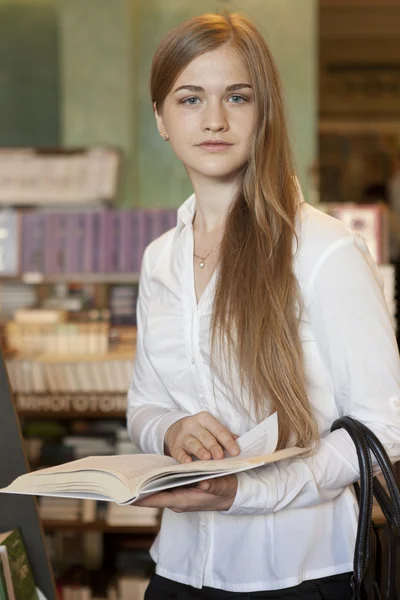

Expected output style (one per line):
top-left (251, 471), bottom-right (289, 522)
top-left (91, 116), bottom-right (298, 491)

top-left (182, 97), bottom-right (200, 105)
top-left (228, 95), bottom-right (247, 103)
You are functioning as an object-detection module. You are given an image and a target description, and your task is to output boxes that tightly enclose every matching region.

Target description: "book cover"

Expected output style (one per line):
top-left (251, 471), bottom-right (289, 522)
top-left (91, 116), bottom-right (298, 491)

top-left (66, 212), bottom-right (86, 274)
top-left (0, 547), bottom-right (14, 600)
top-left (21, 212), bottom-right (45, 274)
top-left (106, 211), bottom-right (121, 273)
top-left (0, 558), bottom-right (10, 600)
top-left (98, 211), bottom-right (112, 273)
top-left (83, 210), bottom-right (107, 273)
top-left (117, 211), bottom-right (131, 273)
top-left (0, 210), bottom-right (20, 276)
top-left (43, 213), bottom-right (57, 274)
top-left (0, 529), bottom-right (38, 600)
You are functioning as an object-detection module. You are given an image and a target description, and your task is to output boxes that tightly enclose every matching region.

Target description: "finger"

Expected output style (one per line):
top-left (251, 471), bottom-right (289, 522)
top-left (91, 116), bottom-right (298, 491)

top-left (200, 414), bottom-right (240, 457)
top-left (174, 446), bottom-right (193, 464)
top-left (198, 476), bottom-right (234, 497)
top-left (183, 435), bottom-right (212, 460)
top-left (195, 427), bottom-right (225, 460)
top-left (198, 478), bottom-right (222, 494)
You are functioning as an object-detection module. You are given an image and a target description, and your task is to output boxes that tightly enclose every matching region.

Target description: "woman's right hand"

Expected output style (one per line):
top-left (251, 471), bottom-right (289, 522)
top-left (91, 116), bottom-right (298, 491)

top-left (164, 411), bottom-right (240, 463)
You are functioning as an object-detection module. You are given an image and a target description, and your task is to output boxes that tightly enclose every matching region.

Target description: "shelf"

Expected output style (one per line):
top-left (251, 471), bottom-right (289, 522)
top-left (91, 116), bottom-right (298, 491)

top-left (319, 118), bottom-right (400, 135)
top-left (18, 410), bottom-right (126, 420)
top-left (0, 273), bottom-right (140, 284)
top-left (33, 350), bottom-right (135, 363)
top-left (21, 273), bottom-right (140, 284)
top-left (7, 350), bottom-right (136, 363)
top-left (15, 393), bottom-right (128, 418)
top-left (41, 519), bottom-right (159, 534)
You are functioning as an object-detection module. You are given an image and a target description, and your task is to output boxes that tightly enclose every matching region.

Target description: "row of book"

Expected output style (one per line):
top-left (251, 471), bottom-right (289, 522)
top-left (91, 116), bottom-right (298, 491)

top-left (6, 357), bottom-right (134, 394)
top-left (38, 497), bottom-right (159, 528)
top-left (55, 575), bottom-right (150, 600)
top-left (43, 538), bottom-right (153, 599)
top-left (24, 422), bottom-right (136, 470)
top-left (0, 207), bottom-right (177, 276)
top-left (5, 322), bottom-right (110, 355)
top-left (0, 528), bottom-right (38, 600)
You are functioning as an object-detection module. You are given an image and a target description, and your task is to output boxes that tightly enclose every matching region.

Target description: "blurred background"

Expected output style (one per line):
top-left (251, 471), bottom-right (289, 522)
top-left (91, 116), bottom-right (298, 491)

top-left (0, 1), bottom-right (399, 599)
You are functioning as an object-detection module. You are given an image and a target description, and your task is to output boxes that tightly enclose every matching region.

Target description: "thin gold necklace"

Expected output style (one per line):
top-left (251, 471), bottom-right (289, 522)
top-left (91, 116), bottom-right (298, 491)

top-left (193, 240), bottom-right (222, 269)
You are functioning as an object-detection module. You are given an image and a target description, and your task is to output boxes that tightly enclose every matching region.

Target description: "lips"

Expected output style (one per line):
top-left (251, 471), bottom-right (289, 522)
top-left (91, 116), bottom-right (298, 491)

top-left (197, 141), bottom-right (233, 151)
top-left (198, 141), bottom-right (232, 147)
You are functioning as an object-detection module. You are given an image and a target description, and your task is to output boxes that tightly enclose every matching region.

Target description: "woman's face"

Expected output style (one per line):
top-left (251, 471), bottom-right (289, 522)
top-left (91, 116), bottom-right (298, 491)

top-left (155, 45), bottom-right (257, 183)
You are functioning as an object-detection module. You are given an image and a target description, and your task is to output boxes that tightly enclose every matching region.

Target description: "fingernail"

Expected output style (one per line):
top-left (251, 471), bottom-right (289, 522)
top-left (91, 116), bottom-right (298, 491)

top-left (231, 446), bottom-right (239, 455)
top-left (200, 482), bottom-right (210, 491)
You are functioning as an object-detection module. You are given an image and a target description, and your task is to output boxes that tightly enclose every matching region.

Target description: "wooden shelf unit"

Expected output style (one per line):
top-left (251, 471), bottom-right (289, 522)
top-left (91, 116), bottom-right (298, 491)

top-left (0, 273), bottom-right (141, 285)
top-left (41, 520), bottom-right (159, 534)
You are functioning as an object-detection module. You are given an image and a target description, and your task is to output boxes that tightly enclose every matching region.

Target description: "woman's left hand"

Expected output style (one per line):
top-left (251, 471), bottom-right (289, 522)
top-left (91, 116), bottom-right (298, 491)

top-left (133, 474), bottom-right (238, 512)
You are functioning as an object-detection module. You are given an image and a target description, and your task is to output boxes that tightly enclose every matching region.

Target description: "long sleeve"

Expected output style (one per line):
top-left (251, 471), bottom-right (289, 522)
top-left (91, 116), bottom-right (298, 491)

top-left (126, 247), bottom-right (189, 455)
top-left (225, 234), bottom-right (400, 516)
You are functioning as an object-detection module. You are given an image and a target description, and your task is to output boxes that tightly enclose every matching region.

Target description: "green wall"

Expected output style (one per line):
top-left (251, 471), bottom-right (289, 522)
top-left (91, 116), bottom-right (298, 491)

top-left (0, 0), bottom-right (60, 147)
top-left (58, 0), bottom-right (139, 207)
top-left (0, 0), bottom-right (316, 206)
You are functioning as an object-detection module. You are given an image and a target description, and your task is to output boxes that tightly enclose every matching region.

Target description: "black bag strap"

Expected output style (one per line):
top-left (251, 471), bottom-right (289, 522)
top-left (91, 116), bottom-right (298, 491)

top-left (331, 416), bottom-right (400, 599)
top-left (353, 421), bottom-right (400, 527)
top-left (331, 416), bottom-right (374, 597)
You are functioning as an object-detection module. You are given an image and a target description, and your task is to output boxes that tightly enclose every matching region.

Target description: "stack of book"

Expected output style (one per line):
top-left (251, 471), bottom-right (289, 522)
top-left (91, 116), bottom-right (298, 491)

top-left (63, 436), bottom-right (114, 459)
top-left (5, 321), bottom-right (109, 355)
top-left (109, 285), bottom-right (138, 326)
top-left (6, 356), bottom-right (133, 395)
top-left (106, 504), bottom-right (159, 528)
top-left (39, 498), bottom-right (97, 523)
top-left (0, 284), bottom-right (36, 319)
top-left (116, 576), bottom-right (150, 600)
top-left (39, 497), bottom-right (82, 522)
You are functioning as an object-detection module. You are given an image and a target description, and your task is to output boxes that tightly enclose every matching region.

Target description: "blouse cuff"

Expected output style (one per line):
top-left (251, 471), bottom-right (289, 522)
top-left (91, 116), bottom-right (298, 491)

top-left (157, 410), bottom-right (190, 455)
top-left (219, 468), bottom-right (277, 516)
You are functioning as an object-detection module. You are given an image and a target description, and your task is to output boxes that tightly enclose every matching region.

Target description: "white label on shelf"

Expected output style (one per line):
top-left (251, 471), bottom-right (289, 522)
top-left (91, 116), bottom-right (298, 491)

top-left (22, 272), bottom-right (44, 284)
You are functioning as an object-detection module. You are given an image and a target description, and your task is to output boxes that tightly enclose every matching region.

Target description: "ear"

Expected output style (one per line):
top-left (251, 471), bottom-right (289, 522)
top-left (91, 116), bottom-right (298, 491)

top-left (153, 102), bottom-right (166, 135)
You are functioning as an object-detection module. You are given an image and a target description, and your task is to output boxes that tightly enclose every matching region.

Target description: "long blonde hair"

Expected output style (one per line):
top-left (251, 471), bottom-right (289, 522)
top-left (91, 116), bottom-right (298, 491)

top-left (150, 13), bottom-right (318, 449)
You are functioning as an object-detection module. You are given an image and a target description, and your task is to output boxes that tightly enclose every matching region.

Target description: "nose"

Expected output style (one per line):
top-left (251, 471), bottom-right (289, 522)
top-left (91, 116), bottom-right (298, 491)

top-left (201, 100), bottom-right (228, 133)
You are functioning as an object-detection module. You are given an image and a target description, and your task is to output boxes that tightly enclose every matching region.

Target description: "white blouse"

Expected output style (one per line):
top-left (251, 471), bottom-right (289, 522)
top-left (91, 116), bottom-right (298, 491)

top-left (127, 195), bottom-right (400, 593)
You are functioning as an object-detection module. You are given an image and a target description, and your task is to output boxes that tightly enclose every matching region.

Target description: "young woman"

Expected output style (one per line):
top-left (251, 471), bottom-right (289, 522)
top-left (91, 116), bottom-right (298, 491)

top-left (127, 12), bottom-right (400, 600)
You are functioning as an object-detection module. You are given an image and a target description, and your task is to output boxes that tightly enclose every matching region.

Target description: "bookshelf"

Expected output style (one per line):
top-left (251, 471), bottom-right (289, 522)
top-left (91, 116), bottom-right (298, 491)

top-left (0, 147), bottom-right (170, 599)
top-left (19, 274), bottom-right (140, 285)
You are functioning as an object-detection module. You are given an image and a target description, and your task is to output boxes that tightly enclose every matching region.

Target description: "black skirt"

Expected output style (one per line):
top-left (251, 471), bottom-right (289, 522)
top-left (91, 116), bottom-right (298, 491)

top-left (144, 572), bottom-right (352, 600)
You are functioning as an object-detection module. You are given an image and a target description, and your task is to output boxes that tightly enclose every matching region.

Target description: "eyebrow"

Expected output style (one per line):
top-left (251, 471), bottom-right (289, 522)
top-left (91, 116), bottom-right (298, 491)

top-left (173, 83), bottom-right (252, 93)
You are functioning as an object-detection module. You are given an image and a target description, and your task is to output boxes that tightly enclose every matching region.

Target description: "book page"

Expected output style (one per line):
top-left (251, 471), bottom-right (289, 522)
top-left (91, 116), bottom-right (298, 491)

top-left (236, 412), bottom-right (279, 459)
top-left (135, 446), bottom-right (307, 501)
top-left (28, 454), bottom-right (178, 486)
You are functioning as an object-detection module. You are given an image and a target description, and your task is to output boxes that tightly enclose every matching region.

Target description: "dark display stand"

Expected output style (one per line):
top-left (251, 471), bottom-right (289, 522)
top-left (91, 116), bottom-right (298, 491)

top-left (0, 350), bottom-right (56, 600)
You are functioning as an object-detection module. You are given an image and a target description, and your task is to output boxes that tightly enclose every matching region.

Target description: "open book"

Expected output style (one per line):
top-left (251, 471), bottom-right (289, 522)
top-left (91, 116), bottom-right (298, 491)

top-left (0, 413), bottom-right (306, 506)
